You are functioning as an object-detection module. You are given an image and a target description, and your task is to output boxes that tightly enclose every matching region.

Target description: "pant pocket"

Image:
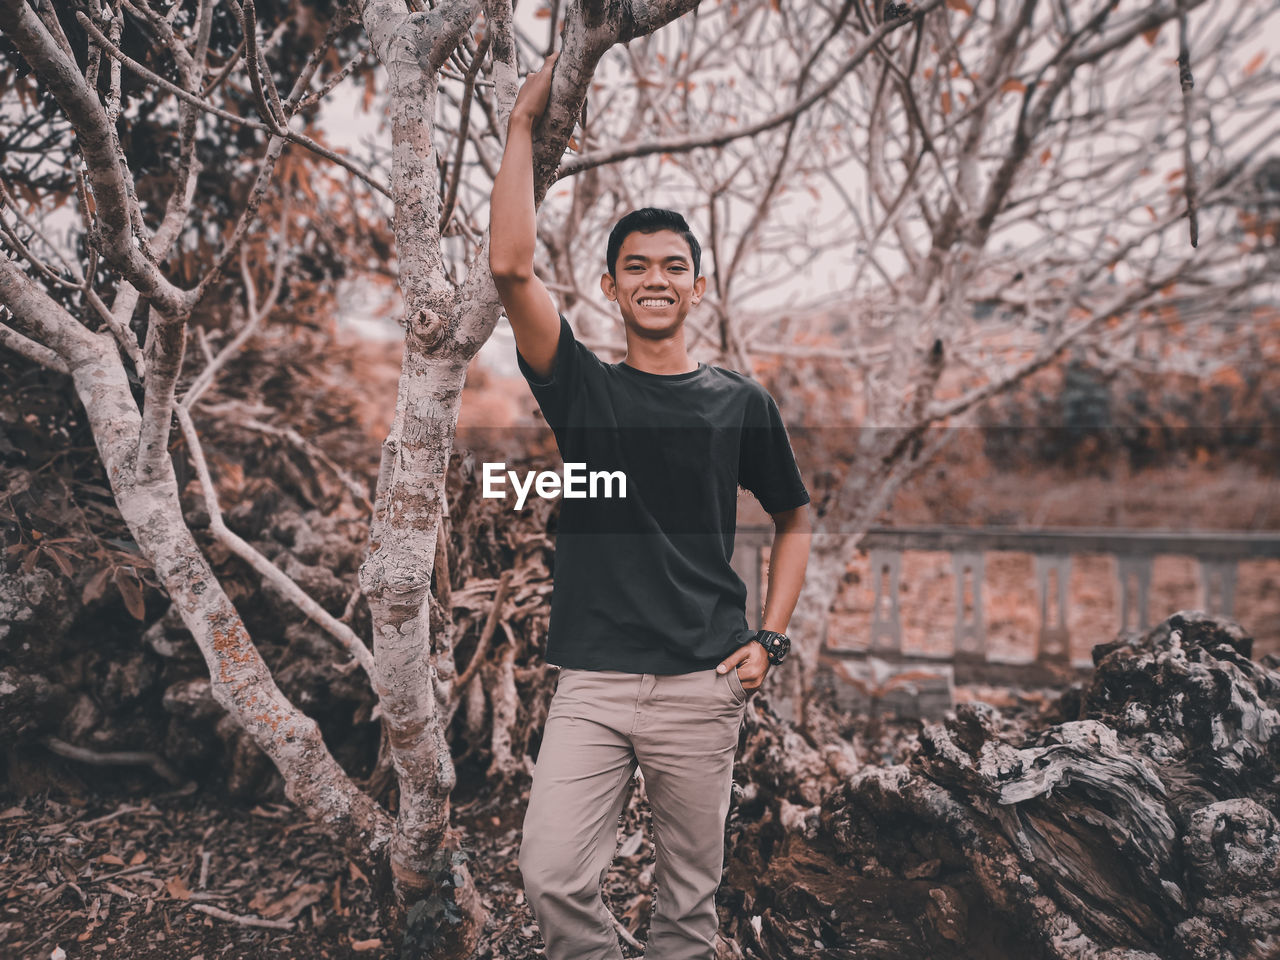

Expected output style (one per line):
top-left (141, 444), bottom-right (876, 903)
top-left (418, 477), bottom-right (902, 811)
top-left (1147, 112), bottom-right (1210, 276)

top-left (726, 666), bottom-right (747, 705)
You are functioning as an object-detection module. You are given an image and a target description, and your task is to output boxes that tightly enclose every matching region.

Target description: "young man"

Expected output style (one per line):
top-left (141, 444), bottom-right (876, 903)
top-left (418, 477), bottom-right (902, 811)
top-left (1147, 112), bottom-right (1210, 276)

top-left (489, 52), bottom-right (812, 960)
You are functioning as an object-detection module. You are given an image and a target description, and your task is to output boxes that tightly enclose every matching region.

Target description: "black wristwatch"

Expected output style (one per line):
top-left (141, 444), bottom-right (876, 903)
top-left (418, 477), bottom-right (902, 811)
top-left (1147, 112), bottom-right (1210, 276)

top-left (752, 630), bottom-right (791, 665)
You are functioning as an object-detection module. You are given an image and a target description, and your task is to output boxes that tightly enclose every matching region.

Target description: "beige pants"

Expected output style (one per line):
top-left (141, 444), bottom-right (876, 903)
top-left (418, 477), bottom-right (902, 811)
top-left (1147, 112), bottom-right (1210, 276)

top-left (519, 665), bottom-right (749, 960)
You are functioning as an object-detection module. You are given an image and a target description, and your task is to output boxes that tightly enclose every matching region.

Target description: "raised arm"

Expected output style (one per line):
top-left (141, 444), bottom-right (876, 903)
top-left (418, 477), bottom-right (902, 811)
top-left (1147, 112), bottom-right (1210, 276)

top-left (489, 52), bottom-right (561, 381)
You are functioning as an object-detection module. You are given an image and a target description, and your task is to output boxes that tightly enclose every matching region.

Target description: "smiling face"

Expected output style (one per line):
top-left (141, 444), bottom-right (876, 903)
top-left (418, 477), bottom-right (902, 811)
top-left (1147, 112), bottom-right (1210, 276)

top-left (601, 229), bottom-right (707, 341)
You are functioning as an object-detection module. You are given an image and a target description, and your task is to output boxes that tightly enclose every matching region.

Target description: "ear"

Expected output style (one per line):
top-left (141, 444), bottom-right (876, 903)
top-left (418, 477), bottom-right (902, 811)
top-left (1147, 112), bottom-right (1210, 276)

top-left (600, 272), bottom-right (616, 301)
top-left (693, 274), bottom-right (707, 303)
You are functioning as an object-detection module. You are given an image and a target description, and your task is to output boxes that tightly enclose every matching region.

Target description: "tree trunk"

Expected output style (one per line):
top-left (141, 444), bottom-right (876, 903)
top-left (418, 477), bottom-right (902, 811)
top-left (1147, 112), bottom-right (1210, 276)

top-left (0, 263), bottom-right (399, 873)
top-left (725, 611), bottom-right (1280, 960)
top-left (358, 347), bottom-right (488, 953)
top-left (350, 0), bottom-right (706, 944)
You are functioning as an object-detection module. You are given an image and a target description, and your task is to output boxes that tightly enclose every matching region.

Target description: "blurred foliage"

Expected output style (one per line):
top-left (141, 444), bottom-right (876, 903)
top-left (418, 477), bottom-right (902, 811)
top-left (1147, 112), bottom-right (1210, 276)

top-left (978, 348), bottom-right (1280, 475)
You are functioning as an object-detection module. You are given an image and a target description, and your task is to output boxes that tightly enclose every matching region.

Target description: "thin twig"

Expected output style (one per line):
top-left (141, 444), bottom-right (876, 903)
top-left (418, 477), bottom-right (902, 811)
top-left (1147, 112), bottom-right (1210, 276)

top-left (83, 282), bottom-right (146, 376)
top-left (0, 212), bottom-right (82, 289)
top-left (0, 181), bottom-right (82, 280)
top-left (233, 0), bottom-right (288, 131)
top-left (80, 804), bottom-right (159, 828)
top-left (441, 34), bottom-right (490, 233)
top-left (189, 903), bottom-right (294, 930)
top-left (239, 417), bottom-right (373, 510)
top-left (298, 48), bottom-right (370, 110)
top-left (73, 12), bottom-right (390, 198)
top-left (1175, 0), bottom-right (1199, 248)
top-left (200, 38), bottom-right (247, 97)
top-left (609, 908), bottom-right (644, 951)
top-left (556, 0), bottom-right (944, 179)
top-left (181, 245), bottom-right (272, 408)
top-left (455, 570), bottom-right (514, 691)
top-left (42, 735), bottom-right (185, 785)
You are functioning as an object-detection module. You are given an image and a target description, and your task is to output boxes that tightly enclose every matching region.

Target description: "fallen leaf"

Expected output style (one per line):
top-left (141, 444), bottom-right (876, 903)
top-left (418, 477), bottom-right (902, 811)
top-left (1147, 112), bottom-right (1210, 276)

top-left (261, 882), bottom-right (326, 921)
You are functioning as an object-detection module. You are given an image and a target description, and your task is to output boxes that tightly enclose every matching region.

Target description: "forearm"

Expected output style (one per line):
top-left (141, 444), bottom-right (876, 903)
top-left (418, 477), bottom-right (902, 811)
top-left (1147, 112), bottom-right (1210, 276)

top-left (489, 114), bottom-right (537, 275)
top-left (760, 514), bottom-right (811, 634)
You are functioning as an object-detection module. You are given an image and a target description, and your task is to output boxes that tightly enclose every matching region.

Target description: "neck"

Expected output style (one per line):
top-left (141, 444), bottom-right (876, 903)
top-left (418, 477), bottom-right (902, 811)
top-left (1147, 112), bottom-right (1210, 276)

top-left (620, 329), bottom-right (697, 375)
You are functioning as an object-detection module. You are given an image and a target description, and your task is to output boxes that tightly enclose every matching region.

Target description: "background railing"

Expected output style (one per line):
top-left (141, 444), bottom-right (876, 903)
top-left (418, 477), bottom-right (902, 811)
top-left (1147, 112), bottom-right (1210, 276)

top-left (731, 524), bottom-right (1280, 715)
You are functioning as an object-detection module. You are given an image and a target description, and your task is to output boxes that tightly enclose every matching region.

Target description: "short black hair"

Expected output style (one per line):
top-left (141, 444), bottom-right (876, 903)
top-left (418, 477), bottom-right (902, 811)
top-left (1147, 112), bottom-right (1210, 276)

top-left (606, 208), bottom-right (702, 279)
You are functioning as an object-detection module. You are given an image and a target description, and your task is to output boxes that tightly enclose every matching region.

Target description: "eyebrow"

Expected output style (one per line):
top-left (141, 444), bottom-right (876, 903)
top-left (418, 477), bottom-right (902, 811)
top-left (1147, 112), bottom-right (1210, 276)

top-left (621, 254), bottom-right (689, 263)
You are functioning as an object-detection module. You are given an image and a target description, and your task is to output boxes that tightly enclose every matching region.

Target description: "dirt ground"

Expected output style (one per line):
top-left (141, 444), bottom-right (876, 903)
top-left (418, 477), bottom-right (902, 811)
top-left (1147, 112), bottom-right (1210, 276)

top-left (0, 779), bottom-right (533, 960)
top-left (1, 704), bottom-right (945, 960)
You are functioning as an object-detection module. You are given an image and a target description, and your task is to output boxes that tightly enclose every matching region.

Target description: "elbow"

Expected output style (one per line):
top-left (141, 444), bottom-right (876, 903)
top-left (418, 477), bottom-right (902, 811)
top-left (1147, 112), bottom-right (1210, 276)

top-left (489, 258), bottom-right (533, 282)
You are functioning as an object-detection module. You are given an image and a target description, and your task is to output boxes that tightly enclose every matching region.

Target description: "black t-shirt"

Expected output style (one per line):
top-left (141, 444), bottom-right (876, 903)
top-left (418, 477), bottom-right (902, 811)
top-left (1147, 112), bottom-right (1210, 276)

top-left (516, 314), bottom-right (809, 674)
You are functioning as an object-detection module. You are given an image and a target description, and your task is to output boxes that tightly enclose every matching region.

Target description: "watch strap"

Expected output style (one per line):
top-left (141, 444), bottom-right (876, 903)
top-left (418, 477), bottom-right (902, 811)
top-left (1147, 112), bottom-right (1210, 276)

top-left (752, 629), bottom-right (790, 665)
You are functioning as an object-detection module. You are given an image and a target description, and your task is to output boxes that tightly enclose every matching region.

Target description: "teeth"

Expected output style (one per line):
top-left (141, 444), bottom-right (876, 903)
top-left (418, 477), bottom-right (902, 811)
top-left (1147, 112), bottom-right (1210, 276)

top-left (639, 299), bottom-right (673, 307)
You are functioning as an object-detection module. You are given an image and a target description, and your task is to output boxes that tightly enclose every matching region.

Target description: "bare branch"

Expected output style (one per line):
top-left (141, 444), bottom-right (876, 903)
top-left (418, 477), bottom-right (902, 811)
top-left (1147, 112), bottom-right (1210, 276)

top-left (0, 180), bottom-right (82, 284)
top-left (556, 0), bottom-right (944, 180)
top-left (238, 418), bottom-right (373, 511)
top-left (134, 305), bottom-right (185, 484)
top-left (174, 405), bottom-right (377, 678)
top-left (1175, 0), bottom-right (1199, 248)
top-left (441, 34), bottom-right (490, 233)
top-left (73, 12), bottom-right (392, 199)
top-left (0, 320), bottom-right (70, 373)
top-left (0, 0), bottom-right (189, 316)
top-left (0, 249), bottom-right (101, 364)
top-left (83, 282), bottom-right (146, 376)
top-left (454, 569), bottom-right (513, 691)
top-left (231, 0), bottom-right (289, 132)
top-left (182, 235), bottom-right (287, 409)
top-left (0, 206), bottom-right (82, 290)
top-left (297, 49), bottom-right (370, 111)
top-left (42, 736), bottom-right (184, 786)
